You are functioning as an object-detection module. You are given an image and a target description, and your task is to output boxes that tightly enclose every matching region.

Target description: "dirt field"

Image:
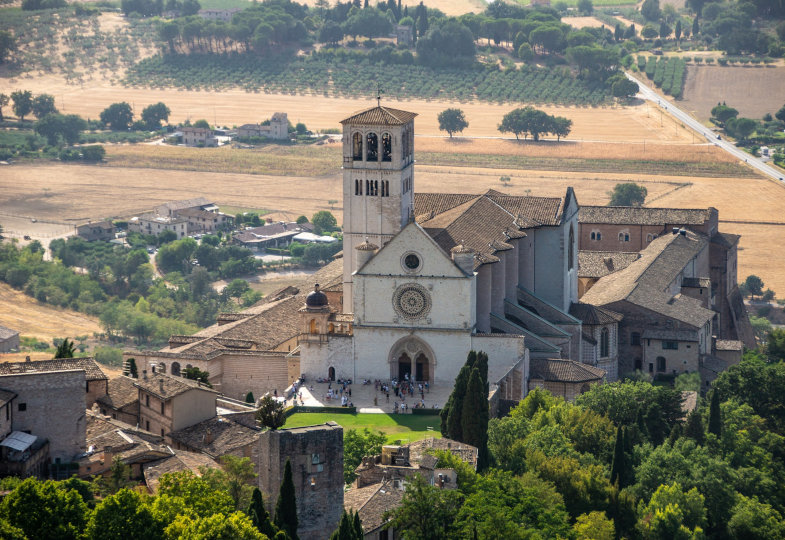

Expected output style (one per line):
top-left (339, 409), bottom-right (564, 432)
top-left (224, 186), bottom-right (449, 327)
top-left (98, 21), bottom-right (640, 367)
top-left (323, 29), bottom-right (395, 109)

top-left (3, 73), bottom-right (695, 142)
top-left (563, 16), bottom-right (608, 28)
top-left (0, 282), bottom-right (101, 342)
top-left (681, 65), bottom-right (785, 121)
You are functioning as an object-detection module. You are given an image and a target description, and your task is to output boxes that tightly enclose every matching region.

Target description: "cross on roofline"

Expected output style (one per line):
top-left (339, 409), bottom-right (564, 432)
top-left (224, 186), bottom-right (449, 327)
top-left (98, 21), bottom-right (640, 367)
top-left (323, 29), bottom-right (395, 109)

top-left (376, 83), bottom-right (383, 107)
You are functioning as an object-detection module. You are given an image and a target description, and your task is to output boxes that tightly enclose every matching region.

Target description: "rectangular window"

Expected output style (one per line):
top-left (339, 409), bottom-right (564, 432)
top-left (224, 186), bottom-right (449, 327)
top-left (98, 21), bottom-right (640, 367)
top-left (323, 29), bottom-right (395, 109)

top-left (161, 402), bottom-right (165, 415)
top-left (630, 332), bottom-right (641, 346)
top-left (657, 357), bottom-right (667, 372)
top-left (146, 420), bottom-right (150, 431)
top-left (18, 403), bottom-right (26, 412)
top-left (662, 341), bottom-right (678, 350)
top-left (146, 395), bottom-right (150, 407)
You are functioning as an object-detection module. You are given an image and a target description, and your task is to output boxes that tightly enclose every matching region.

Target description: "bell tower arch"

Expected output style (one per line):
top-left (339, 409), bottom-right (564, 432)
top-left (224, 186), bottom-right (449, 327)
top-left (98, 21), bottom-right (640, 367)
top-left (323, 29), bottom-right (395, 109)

top-left (340, 105), bottom-right (417, 311)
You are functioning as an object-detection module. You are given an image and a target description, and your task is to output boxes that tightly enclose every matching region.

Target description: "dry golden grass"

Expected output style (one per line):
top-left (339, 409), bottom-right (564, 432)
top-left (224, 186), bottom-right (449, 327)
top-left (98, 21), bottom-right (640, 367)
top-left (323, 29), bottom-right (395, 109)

top-left (563, 16), bottom-right (608, 28)
top-left (0, 282), bottom-right (101, 342)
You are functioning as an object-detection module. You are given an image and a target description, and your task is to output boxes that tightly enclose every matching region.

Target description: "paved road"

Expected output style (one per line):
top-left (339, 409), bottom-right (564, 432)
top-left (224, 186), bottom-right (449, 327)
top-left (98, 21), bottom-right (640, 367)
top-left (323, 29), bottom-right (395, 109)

top-left (625, 72), bottom-right (785, 182)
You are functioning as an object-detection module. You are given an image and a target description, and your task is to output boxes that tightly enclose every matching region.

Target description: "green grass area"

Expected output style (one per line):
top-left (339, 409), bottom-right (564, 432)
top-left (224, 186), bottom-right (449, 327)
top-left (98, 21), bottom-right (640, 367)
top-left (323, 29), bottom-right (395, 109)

top-left (284, 412), bottom-right (442, 444)
top-left (219, 206), bottom-right (272, 217)
top-left (417, 152), bottom-right (758, 178)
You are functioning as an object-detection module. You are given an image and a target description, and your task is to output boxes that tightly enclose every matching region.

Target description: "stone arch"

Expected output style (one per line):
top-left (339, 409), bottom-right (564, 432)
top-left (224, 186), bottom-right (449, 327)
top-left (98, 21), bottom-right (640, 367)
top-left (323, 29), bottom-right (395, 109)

top-left (328, 366), bottom-right (335, 381)
top-left (171, 362), bottom-right (181, 377)
top-left (388, 336), bottom-right (436, 382)
top-left (158, 363), bottom-right (167, 374)
top-left (309, 319), bottom-right (318, 334)
top-left (328, 323), bottom-right (335, 333)
top-left (381, 132), bottom-right (392, 162)
top-left (366, 132), bottom-right (378, 162)
top-left (352, 132), bottom-right (363, 160)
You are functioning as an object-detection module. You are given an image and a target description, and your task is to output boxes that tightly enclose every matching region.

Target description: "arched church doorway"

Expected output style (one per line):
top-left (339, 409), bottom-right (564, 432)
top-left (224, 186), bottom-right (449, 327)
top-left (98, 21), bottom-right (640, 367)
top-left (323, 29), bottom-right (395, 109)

top-left (389, 336), bottom-right (435, 383)
top-left (328, 367), bottom-right (335, 381)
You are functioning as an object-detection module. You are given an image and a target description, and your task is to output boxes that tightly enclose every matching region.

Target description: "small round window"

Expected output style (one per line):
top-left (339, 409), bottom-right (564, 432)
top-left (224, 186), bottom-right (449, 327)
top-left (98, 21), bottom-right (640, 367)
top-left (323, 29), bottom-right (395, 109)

top-left (403, 253), bottom-right (421, 272)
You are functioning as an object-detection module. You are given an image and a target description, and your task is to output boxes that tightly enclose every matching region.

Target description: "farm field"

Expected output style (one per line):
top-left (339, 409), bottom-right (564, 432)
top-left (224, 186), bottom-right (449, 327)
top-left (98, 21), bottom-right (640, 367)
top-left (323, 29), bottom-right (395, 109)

top-left (680, 65), bottom-right (785, 121)
top-left (0, 282), bottom-right (101, 342)
top-left (5, 72), bottom-right (695, 141)
top-left (284, 412), bottom-right (442, 444)
top-left (562, 16), bottom-right (608, 28)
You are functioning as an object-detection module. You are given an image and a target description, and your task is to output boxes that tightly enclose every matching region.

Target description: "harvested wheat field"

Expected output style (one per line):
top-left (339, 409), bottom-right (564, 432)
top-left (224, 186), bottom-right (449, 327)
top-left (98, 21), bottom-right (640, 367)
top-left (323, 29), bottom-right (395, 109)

top-left (562, 16), bottom-right (608, 28)
top-left (0, 282), bottom-right (101, 342)
top-left (681, 65), bottom-right (785, 121)
top-left (5, 73), bottom-right (694, 142)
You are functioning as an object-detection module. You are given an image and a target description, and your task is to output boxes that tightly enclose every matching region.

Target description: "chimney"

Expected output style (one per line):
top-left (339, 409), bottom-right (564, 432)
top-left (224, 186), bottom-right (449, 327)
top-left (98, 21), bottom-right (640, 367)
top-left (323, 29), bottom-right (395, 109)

top-left (451, 244), bottom-right (475, 275)
top-left (355, 239), bottom-right (379, 269)
top-left (143, 370), bottom-right (148, 380)
top-left (204, 429), bottom-right (213, 445)
top-left (103, 445), bottom-right (114, 461)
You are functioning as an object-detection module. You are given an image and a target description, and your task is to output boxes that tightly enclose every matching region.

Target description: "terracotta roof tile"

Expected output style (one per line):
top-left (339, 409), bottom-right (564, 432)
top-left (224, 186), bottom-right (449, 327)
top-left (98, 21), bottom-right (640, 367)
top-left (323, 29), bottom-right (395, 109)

top-left (0, 325), bottom-right (19, 340)
top-left (340, 106), bottom-right (417, 126)
top-left (168, 416), bottom-right (260, 458)
top-left (134, 373), bottom-right (219, 400)
top-left (344, 481), bottom-right (404, 533)
top-left (529, 358), bottom-right (606, 383)
top-left (716, 339), bottom-right (743, 351)
top-left (143, 450), bottom-right (220, 492)
top-left (96, 376), bottom-right (139, 410)
top-left (569, 303), bottom-right (623, 325)
top-left (579, 206), bottom-right (712, 226)
top-left (0, 357), bottom-right (107, 381)
top-left (578, 251), bottom-right (640, 278)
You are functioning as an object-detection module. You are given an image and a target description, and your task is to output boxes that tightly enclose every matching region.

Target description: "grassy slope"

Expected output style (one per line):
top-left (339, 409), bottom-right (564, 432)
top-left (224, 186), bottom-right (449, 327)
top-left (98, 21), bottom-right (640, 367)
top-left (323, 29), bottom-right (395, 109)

top-left (284, 412), bottom-right (442, 443)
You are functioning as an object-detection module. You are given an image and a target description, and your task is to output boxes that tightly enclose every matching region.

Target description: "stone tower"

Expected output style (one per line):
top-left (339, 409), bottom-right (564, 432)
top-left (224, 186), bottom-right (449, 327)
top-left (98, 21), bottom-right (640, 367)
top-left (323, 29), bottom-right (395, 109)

top-left (340, 105), bottom-right (417, 311)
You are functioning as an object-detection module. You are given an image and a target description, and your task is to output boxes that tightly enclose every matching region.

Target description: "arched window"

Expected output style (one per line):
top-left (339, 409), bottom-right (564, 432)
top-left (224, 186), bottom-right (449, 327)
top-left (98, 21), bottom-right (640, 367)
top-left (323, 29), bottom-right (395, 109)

top-left (624, 233), bottom-right (630, 242)
top-left (618, 232), bottom-right (624, 242)
top-left (374, 180), bottom-right (379, 196)
top-left (171, 362), bottom-right (181, 377)
top-left (158, 363), bottom-right (167, 374)
top-left (597, 232), bottom-right (602, 240)
top-left (366, 133), bottom-right (378, 162)
top-left (328, 367), bottom-right (335, 381)
top-left (352, 133), bottom-right (363, 160)
top-left (600, 327), bottom-right (609, 357)
top-left (365, 179), bottom-right (369, 196)
top-left (568, 224), bottom-right (574, 271)
top-left (590, 232), bottom-right (595, 240)
top-left (355, 179), bottom-right (360, 195)
top-left (382, 133), bottom-right (392, 161)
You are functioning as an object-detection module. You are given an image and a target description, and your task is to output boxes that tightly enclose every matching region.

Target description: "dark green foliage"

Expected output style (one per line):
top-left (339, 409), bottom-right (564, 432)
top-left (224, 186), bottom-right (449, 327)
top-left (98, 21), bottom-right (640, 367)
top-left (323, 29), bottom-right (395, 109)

top-left (443, 364), bottom-right (470, 440)
top-left (141, 102), bottom-right (171, 130)
top-left (461, 368), bottom-right (489, 470)
top-left (100, 102), bottom-right (134, 131)
top-left (248, 487), bottom-right (278, 538)
top-left (274, 460), bottom-right (299, 540)
top-left (11, 90), bottom-right (33, 121)
top-left (183, 366), bottom-right (211, 387)
top-left (0, 31), bottom-right (15, 65)
top-left (610, 425), bottom-right (631, 487)
top-left (498, 106), bottom-right (572, 141)
top-left (437, 108), bottom-right (469, 138)
top-left (708, 389), bottom-right (722, 438)
top-left (385, 474), bottom-right (463, 540)
top-left (85, 488), bottom-right (162, 539)
top-left (343, 428), bottom-right (385, 484)
top-left (608, 182), bottom-right (647, 206)
top-left (330, 510), bottom-right (363, 540)
top-left (711, 103), bottom-right (739, 125)
top-left (257, 394), bottom-right (286, 430)
top-left (35, 113), bottom-right (87, 146)
top-left (684, 409), bottom-right (705, 445)
top-left (126, 357), bottom-right (139, 378)
top-left (245, 391), bottom-right (255, 404)
top-left (0, 477), bottom-right (88, 539)
top-left (31, 94), bottom-right (57, 118)
top-left (311, 210), bottom-right (337, 235)
top-left (54, 337), bottom-right (75, 358)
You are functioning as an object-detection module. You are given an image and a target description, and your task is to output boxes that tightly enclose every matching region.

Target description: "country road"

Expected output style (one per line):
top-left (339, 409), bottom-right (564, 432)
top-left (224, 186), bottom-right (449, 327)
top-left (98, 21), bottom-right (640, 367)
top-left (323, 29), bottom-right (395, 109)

top-left (625, 72), bottom-right (785, 182)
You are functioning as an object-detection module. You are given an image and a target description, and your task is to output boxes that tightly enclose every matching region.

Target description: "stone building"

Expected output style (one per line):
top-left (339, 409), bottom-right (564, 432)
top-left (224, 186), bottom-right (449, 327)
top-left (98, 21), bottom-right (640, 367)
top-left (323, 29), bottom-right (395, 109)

top-left (176, 207), bottom-right (234, 234)
top-left (258, 422), bottom-right (344, 540)
top-left (128, 213), bottom-right (188, 239)
top-left (134, 373), bottom-right (219, 439)
top-left (528, 358), bottom-right (606, 401)
top-left (168, 415), bottom-right (260, 464)
top-left (96, 375), bottom-right (140, 426)
top-left (238, 112), bottom-right (289, 140)
top-left (0, 325), bottom-right (19, 353)
top-left (76, 221), bottom-right (116, 242)
top-left (0, 357), bottom-right (108, 408)
top-left (181, 126), bottom-right (217, 147)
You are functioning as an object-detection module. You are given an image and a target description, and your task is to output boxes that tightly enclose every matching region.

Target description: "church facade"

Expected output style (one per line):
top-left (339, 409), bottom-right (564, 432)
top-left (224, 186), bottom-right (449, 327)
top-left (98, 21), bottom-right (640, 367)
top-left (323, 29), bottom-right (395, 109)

top-left (298, 105), bottom-right (593, 398)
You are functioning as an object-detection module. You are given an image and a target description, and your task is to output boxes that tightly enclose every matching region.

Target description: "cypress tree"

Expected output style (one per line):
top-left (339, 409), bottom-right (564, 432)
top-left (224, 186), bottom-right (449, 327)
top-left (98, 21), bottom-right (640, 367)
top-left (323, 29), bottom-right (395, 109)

top-left (54, 337), bottom-right (75, 359)
top-left (708, 389), bottom-right (722, 438)
top-left (610, 425), bottom-right (627, 487)
top-left (274, 460), bottom-right (299, 540)
top-left (476, 351), bottom-right (489, 394)
top-left (444, 365), bottom-right (471, 440)
top-left (684, 410), bottom-right (705, 445)
top-left (352, 510), bottom-right (362, 539)
top-left (465, 350), bottom-right (478, 370)
top-left (245, 391), bottom-right (255, 404)
top-left (248, 487), bottom-right (278, 538)
top-left (329, 511), bottom-right (351, 540)
top-left (461, 368), bottom-right (489, 470)
top-left (668, 422), bottom-right (682, 445)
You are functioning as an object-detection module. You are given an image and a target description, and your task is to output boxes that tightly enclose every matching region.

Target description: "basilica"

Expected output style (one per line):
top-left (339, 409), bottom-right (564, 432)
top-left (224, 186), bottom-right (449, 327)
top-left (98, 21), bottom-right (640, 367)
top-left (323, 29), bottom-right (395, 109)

top-left (128, 104), bottom-right (750, 404)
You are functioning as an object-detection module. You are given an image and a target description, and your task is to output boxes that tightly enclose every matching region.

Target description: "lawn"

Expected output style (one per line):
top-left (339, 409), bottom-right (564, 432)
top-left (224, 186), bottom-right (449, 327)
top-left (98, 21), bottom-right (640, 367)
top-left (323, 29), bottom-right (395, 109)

top-left (284, 412), bottom-right (442, 444)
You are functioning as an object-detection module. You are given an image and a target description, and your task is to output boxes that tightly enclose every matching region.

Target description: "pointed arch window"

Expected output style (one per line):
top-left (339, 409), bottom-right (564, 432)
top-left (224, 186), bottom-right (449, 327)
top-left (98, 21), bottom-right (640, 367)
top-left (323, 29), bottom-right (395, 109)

top-left (382, 133), bottom-right (392, 162)
top-left (366, 133), bottom-right (378, 162)
top-left (352, 133), bottom-right (363, 161)
top-left (600, 327), bottom-right (609, 358)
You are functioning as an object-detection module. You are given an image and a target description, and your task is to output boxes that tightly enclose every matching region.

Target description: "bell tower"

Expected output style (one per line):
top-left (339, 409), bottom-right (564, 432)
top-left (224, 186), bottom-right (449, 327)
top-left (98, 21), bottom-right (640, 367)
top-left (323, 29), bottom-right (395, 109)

top-left (340, 105), bottom-right (417, 311)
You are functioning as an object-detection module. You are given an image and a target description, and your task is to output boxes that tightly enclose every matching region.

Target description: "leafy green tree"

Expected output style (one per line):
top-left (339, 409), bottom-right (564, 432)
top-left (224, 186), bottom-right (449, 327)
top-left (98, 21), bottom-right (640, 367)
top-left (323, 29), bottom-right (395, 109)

top-left (386, 474), bottom-right (462, 540)
top-left (776, 104), bottom-right (785, 123)
top-left (437, 108), bottom-right (469, 138)
top-left (416, 20), bottom-right (476, 67)
top-left (726, 117), bottom-right (757, 140)
top-left (442, 364), bottom-right (470, 440)
top-left (608, 182), bottom-right (647, 206)
top-left (155, 470), bottom-right (235, 518)
top-left (641, 24), bottom-right (659, 39)
top-left (573, 511), bottom-right (615, 539)
top-left (0, 93), bottom-right (9, 121)
top-left (577, 0), bottom-right (593, 15)
top-left (0, 520), bottom-right (25, 540)
top-left (461, 367), bottom-right (489, 469)
top-left (330, 510), bottom-right (363, 540)
top-left (311, 210), bottom-right (337, 235)
top-left (529, 24), bottom-right (567, 55)
top-left (675, 19), bottom-right (682, 42)
top-left (727, 495), bottom-right (785, 539)
top-left (159, 21), bottom-right (180, 54)
top-left (245, 391), bottom-right (255, 404)
top-left (711, 103), bottom-right (739, 125)
top-left (0, 478), bottom-right (89, 540)
top-left (11, 90), bottom-right (33, 121)
top-left (257, 394), bottom-right (286, 430)
top-left (319, 20), bottom-right (344, 45)
top-left (344, 428), bottom-right (385, 483)
top-left (200, 455), bottom-right (257, 510)
top-left (100, 102), bottom-right (134, 131)
top-left (641, 0), bottom-right (661, 21)
top-left (274, 459), bottom-right (299, 540)
top-left (674, 372), bottom-right (700, 392)
top-left (35, 113), bottom-right (87, 146)
top-left (610, 425), bottom-right (629, 487)
top-left (766, 328), bottom-right (785, 361)
top-left (637, 482), bottom-right (706, 539)
top-left (744, 275), bottom-right (764, 298)
top-left (85, 488), bottom-right (162, 540)
top-left (165, 512), bottom-right (265, 539)
top-left (225, 279), bottom-right (251, 298)
top-left (54, 337), bottom-right (75, 358)
top-left (517, 42), bottom-right (534, 61)
top-left (659, 21), bottom-right (672, 38)
top-left (31, 94), bottom-right (57, 118)
top-left (183, 366), bottom-right (211, 386)
top-left (684, 409), bottom-right (705, 445)
top-left (141, 102), bottom-right (171, 130)
top-left (126, 357), bottom-right (139, 378)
